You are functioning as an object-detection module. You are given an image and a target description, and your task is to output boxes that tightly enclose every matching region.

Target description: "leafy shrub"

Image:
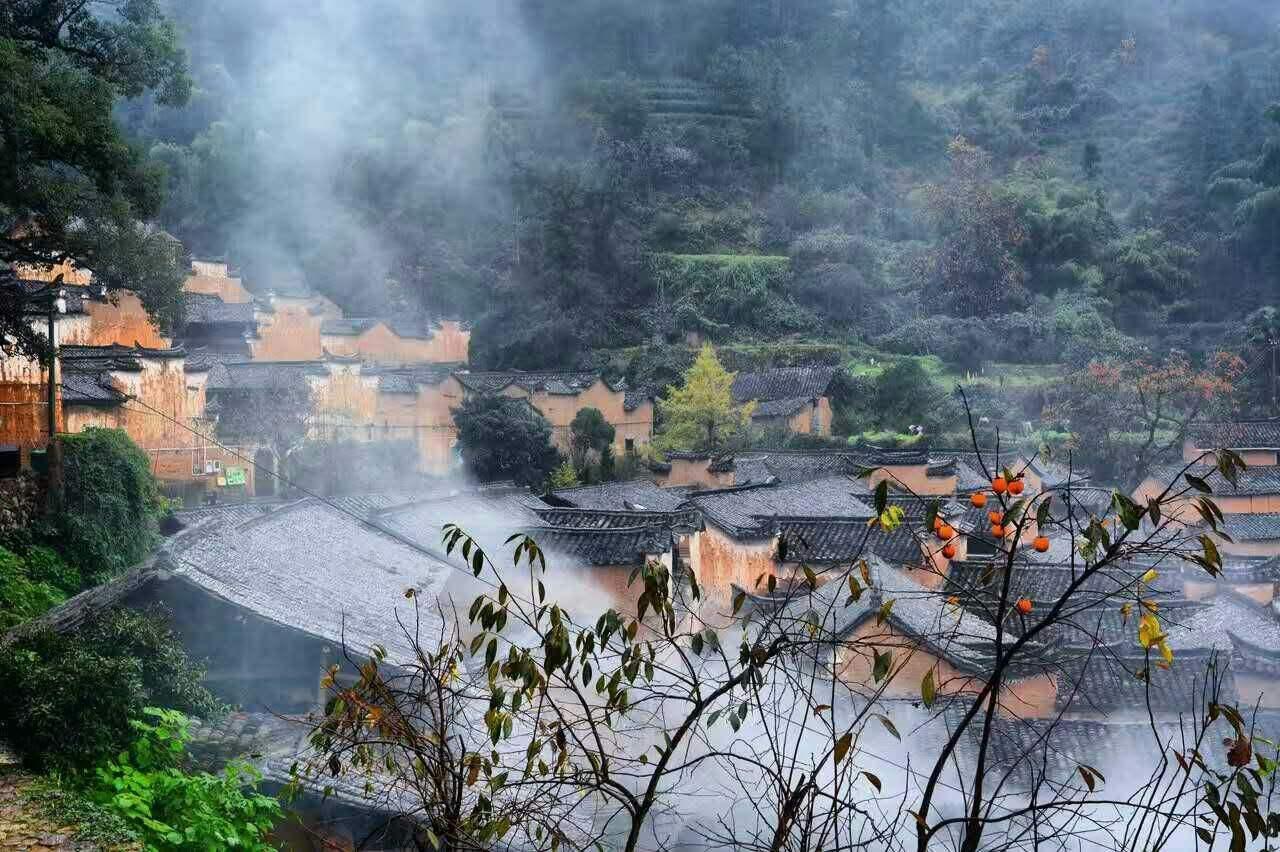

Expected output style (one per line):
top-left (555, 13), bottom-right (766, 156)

top-left (90, 708), bottom-right (280, 852)
top-left (454, 394), bottom-right (561, 487)
top-left (0, 545), bottom-right (80, 628)
top-left (22, 779), bottom-right (137, 846)
top-left (0, 608), bottom-right (218, 773)
top-left (47, 428), bottom-right (162, 581)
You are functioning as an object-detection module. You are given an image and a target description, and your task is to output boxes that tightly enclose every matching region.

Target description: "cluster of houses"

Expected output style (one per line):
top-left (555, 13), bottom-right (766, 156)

top-left (0, 260), bottom-right (842, 505)
top-left (14, 257), bottom-right (1280, 844)
top-left (23, 417), bottom-right (1280, 843)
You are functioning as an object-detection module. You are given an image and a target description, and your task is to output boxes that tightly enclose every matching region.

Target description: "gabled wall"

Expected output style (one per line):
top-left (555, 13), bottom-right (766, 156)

top-left (321, 320), bottom-right (470, 365)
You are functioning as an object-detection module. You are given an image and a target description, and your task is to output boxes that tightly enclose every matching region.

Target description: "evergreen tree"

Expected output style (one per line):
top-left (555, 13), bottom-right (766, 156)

top-left (454, 395), bottom-right (561, 487)
top-left (655, 345), bottom-right (756, 453)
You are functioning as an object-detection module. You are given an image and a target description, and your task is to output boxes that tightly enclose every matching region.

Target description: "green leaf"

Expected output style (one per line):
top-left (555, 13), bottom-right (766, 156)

top-left (876, 599), bottom-right (894, 626)
top-left (847, 575), bottom-right (863, 602)
top-left (803, 565), bottom-right (818, 590)
top-left (732, 590), bottom-right (747, 615)
top-left (874, 479), bottom-right (889, 515)
top-left (921, 670), bottom-right (936, 709)
top-left (872, 649), bottom-right (892, 683)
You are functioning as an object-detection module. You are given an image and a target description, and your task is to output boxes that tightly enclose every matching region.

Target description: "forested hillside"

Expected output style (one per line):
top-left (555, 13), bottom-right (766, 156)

top-left (126, 0), bottom-right (1280, 431)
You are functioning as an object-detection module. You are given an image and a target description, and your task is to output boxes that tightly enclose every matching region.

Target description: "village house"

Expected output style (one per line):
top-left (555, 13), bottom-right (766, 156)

top-left (453, 370), bottom-right (655, 457)
top-left (730, 365), bottom-right (837, 436)
top-left (1184, 418), bottom-right (1280, 466)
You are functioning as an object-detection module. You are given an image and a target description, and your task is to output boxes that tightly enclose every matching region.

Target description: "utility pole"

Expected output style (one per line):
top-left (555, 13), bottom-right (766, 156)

top-left (44, 286), bottom-right (66, 510)
top-left (1270, 334), bottom-right (1278, 417)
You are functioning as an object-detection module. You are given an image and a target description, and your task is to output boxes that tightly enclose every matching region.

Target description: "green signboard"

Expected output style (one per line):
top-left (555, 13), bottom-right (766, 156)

top-left (224, 466), bottom-right (247, 487)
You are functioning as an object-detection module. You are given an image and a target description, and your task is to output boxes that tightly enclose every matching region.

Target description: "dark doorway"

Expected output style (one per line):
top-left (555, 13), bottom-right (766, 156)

top-left (254, 449), bottom-right (276, 497)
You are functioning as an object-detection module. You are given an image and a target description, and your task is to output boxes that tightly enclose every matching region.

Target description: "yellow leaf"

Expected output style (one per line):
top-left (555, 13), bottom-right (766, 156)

top-left (1140, 568), bottom-right (1158, 584)
top-left (1137, 613), bottom-right (1165, 649)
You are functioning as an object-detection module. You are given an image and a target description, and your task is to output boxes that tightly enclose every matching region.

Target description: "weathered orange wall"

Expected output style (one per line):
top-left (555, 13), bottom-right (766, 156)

top-left (493, 379), bottom-right (653, 456)
top-left (184, 262), bottom-right (254, 304)
top-left (868, 464), bottom-right (955, 496)
top-left (321, 320), bottom-right (470, 365)
top-left (251, 303), bottom-right (324, 361)
top-left (690, 524), bottom-right (777, 611)
top-left (1184, 440), bottom-right (1279, 466)
top-left (15, 259), bottom-right (92, 285)
top-left (836, 621), bottom-right (1058, 719)
top-left (653, 457), bottom-right (733, 489)
top-left (74, 292), bottom-right (168, 348)
top-left (781, 397), bottom-right (833, 436)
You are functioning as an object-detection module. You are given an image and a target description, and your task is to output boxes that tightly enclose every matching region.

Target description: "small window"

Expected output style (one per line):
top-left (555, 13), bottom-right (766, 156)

top-left (625, 438), bottom-right (635, 454)
top-left (967, 538), bottom-right (998, 558)
top-left (29, 448), bottom-right (48, 476)
top-left (0, 446), bottom-right (19, 478)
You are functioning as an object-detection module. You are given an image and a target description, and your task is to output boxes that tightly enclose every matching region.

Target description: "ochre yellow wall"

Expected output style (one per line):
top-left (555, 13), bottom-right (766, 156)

top-left (75, 292), bottom-right (168, 348)
top-left (781, 397), bottom-right (834, 436)
top-left (868, 464), bottom-right (955, 496)
top-left (183, 272), bottom-right (254, 304)
top-left (321, 321), bottom-right (470, 365)
top-left (15, 259), bottom-right (92, 285)
top-left (836, 621), bottom-right (1058, 719)
top-left (493, 380), bottom-right (653, 456)
top-left (653, 457), bottom-right (733, 489)
top-left (1184, 440), bottom-right (1279, 466)
top-left (251, 302), bottom-right (324, 361)
top-left (689, 524), bottom-right (777, 611)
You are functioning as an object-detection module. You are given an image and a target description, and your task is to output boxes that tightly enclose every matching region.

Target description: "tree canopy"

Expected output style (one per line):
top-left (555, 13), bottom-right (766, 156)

top-left (454, 394), bottom-right (561, 487)
top-left (0, 0), bottom-right (190, 352)
top-left (656, 344), bottom-right (755, 453)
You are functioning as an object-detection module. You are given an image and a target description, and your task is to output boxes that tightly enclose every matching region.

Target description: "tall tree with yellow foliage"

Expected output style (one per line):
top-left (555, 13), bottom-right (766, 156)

top-left (655, 344), bottom-right (755, 453)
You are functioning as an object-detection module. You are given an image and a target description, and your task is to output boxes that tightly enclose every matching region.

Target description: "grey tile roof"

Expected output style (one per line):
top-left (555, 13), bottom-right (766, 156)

top-left (61, 342), bottom-right (186, 370)
top-left (737, 450), bottom-right (867, 484)
top-left (1220, 512), bottom-right (1280, 541)
top-left (453, 370), bottom-right (601, 395)
top-left (752, 396), bottom-right (812, 419)
top-left (777, 519), bottom-right (926, 566)
top-left (364, 367), bottom-right (454, 394)
top-left (547, 480), bottom-right (689, 512)
top-left (848, 441), bottom-right (930, 467)
top-left (320, 317), bottom-right (445, 341)
top-left (689, 476), bottom-right (874, 538)
top-left (163, 499), bottom-right (453, 665)
top-left (375, 487), bottom-right (546, 546)
top-left (1057, 649), bottom-right (1237, 716)
top-left (532, 506), bottom-right (703, 532)
top-left (730, 366), bottom-right (836, 403)
top-left (623, 388), bottom-right (652, 412)
top-left (1188, 419), bottom-right (1280, 450)
top-left (182, 293), bottom-right (255, 325)
top-left (13, 279), bottom-right (87, 314)
top-left (205, 360), bottom-right (329, 391)
top-left (775, 557), bottom-right (1005, 675)
top-left (59, 371), bottom-right (126, 406)
top-left (525, 524), bottom-right (672, 566)
top-left (1144, 463), bottom-right (1280, 496)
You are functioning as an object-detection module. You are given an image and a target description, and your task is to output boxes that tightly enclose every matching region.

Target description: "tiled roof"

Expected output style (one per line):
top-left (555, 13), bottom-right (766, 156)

top-left (182, 350), bottom-right (248, 373)
top-left (546, 480), bottom-right (689, 512)
top-left (12, 279), bottom-right (87, 314)
top-left (752, 397), bottom-right (812, 419)
top-left (525, 524), bottom-right (672, 566)
top-left (730, 366), bottom-right (836, 403)
top-left (978, 715), bottom-right (1228, 786)
top-left (735, 450), bottom-right (866, 484)
top-left (1144, 463), bottom-right (1280, 496)
top-left (1058, 649), bottom-right (1237, 716)
top-left (365, 367), bottom-right (454, 394)
top-left (776, 557), bottom-right (1006, 675)
top-left (689, 476), bottom-right (874, 538)
top-left (61, 342), bottom-right (186, 368)
top-left (320, 317), bottom-right (444, 340)
top-left (532, 506), bottom-right (702, 532)
top-left (205, 360), bottom-right (329, 391)
top-left (375, 487), bottom-right (546, 546)
top-left (162, 499), bottom-right (452, 665)
top-left (1188, 419), bottom-right (1280, 450)
top-left (59, 371), bottom-right (126, 406)
top-left (777, 519), bottom-right (926, 565)
top-left (848, 441), bottom-right (930, 467)
top-left (453, 370), bottom-right (601, 395)
top-left (623, 389), bottom-right (652, 412)
top-left (182, 292), bottom-right (255, 325)
top-left (1220, 512), bottom-right (1280, 541)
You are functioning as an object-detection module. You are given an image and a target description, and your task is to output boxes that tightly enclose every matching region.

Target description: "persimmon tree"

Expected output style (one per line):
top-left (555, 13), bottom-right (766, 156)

top-left (1048, 348), bottom-right (1243, 485)
top-left (294, 401), bottom-right (1280, 852)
